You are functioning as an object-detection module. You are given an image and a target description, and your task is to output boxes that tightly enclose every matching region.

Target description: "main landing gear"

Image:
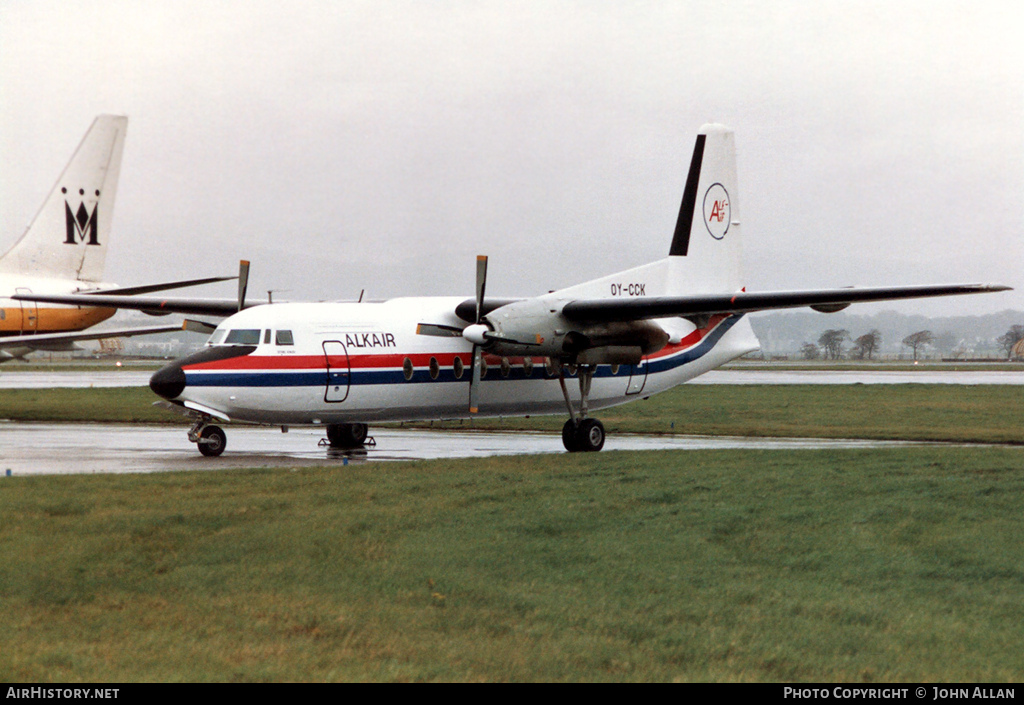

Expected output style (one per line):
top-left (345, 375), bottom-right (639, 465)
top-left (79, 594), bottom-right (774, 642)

top-left (326, 422), bottom-right (370, 449)
top-left (558, 364), bottom-right (605, 452)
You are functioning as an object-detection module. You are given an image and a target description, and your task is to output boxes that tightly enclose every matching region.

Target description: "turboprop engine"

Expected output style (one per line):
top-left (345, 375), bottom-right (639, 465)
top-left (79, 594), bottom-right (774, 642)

top-left (471, 298), bottom-right (669, 365)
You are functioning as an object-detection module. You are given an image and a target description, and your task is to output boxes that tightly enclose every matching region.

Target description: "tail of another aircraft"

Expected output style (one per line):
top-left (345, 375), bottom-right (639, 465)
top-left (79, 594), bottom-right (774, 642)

top-left (0, 115), bottom-right (127, 282)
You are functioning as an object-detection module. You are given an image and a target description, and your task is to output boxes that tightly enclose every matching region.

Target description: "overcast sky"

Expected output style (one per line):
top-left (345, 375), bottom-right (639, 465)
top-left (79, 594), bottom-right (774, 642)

top-left (2, 1), bottom-right (1021, 317)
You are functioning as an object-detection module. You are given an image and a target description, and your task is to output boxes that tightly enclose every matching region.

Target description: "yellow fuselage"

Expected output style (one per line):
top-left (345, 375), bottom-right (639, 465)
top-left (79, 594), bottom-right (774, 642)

top-left (0, 274), bottom-right (116, 336)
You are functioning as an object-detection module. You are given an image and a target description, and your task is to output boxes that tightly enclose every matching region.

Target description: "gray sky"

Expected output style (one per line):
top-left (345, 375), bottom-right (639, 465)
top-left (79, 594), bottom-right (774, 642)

top-left (2, 0), bottom-right (1022, 316)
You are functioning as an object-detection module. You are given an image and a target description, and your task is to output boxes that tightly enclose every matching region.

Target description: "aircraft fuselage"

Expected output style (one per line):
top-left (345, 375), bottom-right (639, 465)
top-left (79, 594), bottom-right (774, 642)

top-left (150, 298), bottom-right (760, 425)
top-left (0, 273), bottom-right (115, 336)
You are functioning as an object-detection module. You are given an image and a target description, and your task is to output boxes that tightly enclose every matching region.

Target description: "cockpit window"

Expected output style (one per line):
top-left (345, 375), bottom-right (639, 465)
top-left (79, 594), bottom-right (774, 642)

top-left (223, 329), bottom-right (261, 345)
top-left (276, 330), bottom-right (294, 346)
top-left (208, 329), bottom-right (227, 346)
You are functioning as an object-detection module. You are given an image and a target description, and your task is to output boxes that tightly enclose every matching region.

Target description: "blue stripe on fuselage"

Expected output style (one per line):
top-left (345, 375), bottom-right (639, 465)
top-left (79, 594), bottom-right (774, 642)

top-left (183, 315), bottom-right (741, 388)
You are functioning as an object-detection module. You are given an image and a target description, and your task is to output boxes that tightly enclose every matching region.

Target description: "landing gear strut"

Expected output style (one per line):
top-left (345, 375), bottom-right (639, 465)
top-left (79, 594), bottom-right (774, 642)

top-left (188, 417), bottom-right (227, 457)
top-left (326, 422), bottom-right (369, 449)
top-left (559, 364), bottom-right (605, 452)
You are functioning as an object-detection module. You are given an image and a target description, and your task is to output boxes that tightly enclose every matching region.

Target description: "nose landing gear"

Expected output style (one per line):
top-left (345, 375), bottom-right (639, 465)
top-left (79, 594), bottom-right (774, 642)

top-left (189, 418), bottom-right (227, 457)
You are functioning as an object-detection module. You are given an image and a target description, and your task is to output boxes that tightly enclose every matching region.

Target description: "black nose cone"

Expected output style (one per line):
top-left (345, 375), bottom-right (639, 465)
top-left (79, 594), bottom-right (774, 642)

top-left (150, 363), bottom-right (186, 399)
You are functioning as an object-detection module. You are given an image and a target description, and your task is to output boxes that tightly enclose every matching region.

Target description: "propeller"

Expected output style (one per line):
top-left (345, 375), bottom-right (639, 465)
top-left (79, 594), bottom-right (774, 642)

top-left (237, 260), bottom-right (250, 312)
top-left (182, 319), bottom-right (218, 334)
top-left (468, 255), bottom-right (488, 414)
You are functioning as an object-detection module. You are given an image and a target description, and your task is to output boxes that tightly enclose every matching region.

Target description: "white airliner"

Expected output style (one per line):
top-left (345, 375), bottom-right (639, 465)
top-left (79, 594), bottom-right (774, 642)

top-left (0, 115), bottom-right (232, 361)
top-left (19, 124), bottom-right (1010, 455)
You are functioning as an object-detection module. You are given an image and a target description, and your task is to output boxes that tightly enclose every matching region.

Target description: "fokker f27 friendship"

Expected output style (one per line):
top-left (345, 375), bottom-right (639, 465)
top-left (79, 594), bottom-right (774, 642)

top-left (19, 124), bottom-right (1010, 455)
top-left (0, 115), bottom-right (232, 361)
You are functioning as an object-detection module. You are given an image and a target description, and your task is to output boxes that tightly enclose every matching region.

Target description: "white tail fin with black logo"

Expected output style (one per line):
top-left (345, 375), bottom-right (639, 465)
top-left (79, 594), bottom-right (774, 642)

top-left (665, 123), bottom-right (743, 295)
top-left (549, 123), bottom-right (743, 300)
top-left (0, 115), bottom-right (127, 282)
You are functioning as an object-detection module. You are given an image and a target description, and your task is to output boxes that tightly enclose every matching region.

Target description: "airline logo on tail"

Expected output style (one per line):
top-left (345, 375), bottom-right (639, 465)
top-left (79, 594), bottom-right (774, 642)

top-left (703, 183), bottom-right (730, 240)
top-left (63, 188), bottom-right (100, 246)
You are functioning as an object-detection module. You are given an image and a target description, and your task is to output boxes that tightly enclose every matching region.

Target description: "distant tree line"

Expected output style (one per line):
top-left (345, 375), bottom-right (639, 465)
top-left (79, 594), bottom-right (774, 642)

top-left (799, 324), bottom-right (1024, 360)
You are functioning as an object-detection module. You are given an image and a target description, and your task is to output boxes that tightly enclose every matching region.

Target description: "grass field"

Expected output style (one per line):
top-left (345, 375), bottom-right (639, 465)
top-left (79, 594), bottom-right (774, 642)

top-left (2, 447), bottom-right (1023, 681)
top-left (2, 381), bottom-right (1023, 681)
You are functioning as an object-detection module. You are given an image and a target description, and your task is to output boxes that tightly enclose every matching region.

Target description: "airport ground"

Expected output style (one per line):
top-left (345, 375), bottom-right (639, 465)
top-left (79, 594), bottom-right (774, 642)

top-left (2, 382), bottom-right (1023, 444)
top-left (1, 377), bottom-right (1022, 681)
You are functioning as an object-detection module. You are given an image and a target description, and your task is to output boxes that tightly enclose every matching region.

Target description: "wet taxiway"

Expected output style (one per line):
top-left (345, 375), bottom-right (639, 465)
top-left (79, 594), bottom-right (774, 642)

top-left (1, 422), bottom-right (961, 476)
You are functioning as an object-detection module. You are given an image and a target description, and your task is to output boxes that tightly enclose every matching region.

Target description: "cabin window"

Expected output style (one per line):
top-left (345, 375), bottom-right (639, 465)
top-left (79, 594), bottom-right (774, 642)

top-left (429, 357), bottom-right (440, 380)
top-left (403, 357), bottom-right (414, 381)
top-left (500, 357), bottom-right (511, 378)
top-left (0, 309), bottom-right (5, 320)
top-left (480, 357), bottom-right (488, 378)
top-left (263, 330), bottom-right (272, 344)
top-left (610, 364), bottom-right (620, 375)
top-left (276, 330), bottom-right (294, 346)
top-left (523, 357), bottom-right (533, 375)
top-left (453, 356), bottom-right (464, 379)
top-left (224, 329), bottom-right (261, 345)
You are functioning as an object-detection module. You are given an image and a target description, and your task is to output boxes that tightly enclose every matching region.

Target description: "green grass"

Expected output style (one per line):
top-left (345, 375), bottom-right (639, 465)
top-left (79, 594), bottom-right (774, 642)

top-left (0, 388), bottom-right (172, 424)
top-left (424, 384), bottom-right (1024, 444)
top-left (2, 447), bottom-right (1023, 681)
top-left (3, 385), bottom-right (1024, 444)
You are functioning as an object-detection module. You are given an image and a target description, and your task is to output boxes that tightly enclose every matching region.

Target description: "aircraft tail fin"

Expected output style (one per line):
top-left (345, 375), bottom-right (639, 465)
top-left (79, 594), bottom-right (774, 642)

top-left (665, 123), bottom-right (743, 295)
top-left (0, 115), bottom-right (128, 282)
top-left (548, 124), bottom-right (743, 301)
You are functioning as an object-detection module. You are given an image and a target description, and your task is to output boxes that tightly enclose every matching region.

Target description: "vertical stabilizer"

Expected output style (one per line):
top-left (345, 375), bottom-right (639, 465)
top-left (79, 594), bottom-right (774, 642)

top-left (0, 115), bottom-right (127, 282)
top-left (666, 123), bottom-right (743, 295)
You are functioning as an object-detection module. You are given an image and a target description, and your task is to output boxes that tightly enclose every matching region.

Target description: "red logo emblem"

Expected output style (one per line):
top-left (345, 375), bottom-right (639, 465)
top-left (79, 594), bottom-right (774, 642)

top-left (702, 183), bottom-right (731, 240)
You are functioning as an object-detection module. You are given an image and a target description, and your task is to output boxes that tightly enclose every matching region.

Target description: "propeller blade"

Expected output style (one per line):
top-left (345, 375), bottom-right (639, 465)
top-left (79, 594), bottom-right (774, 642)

top-left (469, 255), bottom-right (489, 414)
top-left (182, 319), bottom-right (218, 334)
top-left (469, 345), bottom-right (483, 414)
top-left (475, 255), bottom-right (488, 323)
top-left (416, 323), bottom-right (466, 338)
top-left (237, 260), bottom-right (250, 312)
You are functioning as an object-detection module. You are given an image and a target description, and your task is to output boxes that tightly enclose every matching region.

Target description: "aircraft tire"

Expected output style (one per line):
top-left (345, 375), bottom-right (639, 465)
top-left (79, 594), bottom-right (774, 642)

top-left (562, 419), bottom-right (580, 452)
top-left (575, 418), bottom-right (605, 452)
top-left (198, 425), bottom-right (227, 457)
top-left (327, 422), bottom-right (369, 448)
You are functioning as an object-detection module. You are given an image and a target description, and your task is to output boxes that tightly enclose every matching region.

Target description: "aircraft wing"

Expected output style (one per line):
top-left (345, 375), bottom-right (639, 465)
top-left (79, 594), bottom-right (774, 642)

top-left (0, 323), bottom-right (188, 350)
top-left (79, 275), bottom-right (237, 296)
top-left (11, 292), bottom-right (249, 317)
top-left (559, 284), bottom-right (1011, 323)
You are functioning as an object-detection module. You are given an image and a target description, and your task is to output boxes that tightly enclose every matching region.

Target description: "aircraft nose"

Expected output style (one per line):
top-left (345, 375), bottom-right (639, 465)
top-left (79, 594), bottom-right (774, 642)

top-left (150, 361), bottom-right (186, 400)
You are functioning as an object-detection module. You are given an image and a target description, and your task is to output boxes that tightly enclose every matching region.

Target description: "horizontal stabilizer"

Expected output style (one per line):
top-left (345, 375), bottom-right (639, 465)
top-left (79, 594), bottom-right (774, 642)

top-left (561, 284), bottom-right (1012, 323)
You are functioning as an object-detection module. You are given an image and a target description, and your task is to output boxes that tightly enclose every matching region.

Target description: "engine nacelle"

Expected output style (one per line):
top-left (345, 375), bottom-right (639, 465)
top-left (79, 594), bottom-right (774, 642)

top-left (481, 298), bottom-right (669, 362)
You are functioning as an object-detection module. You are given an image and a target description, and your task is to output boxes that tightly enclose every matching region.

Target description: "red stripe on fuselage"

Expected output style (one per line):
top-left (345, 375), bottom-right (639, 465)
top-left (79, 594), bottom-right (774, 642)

top-left (182, 315), bottom-right (731, 372)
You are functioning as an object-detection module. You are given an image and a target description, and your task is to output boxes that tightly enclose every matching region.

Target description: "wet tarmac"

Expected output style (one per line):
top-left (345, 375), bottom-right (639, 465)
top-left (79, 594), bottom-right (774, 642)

top-left (0, 422), bottom-right (964, 476)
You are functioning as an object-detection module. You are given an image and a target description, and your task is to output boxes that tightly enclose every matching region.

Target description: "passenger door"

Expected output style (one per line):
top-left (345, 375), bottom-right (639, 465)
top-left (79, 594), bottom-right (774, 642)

top-left (323, 340), bottom-right (350, 402)
top-left (15, 288), bottom-right (37, 333)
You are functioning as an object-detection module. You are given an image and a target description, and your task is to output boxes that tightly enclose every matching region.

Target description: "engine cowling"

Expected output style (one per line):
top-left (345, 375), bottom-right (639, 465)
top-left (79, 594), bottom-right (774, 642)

top-left (480, 299), bottom-right (669, 362)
